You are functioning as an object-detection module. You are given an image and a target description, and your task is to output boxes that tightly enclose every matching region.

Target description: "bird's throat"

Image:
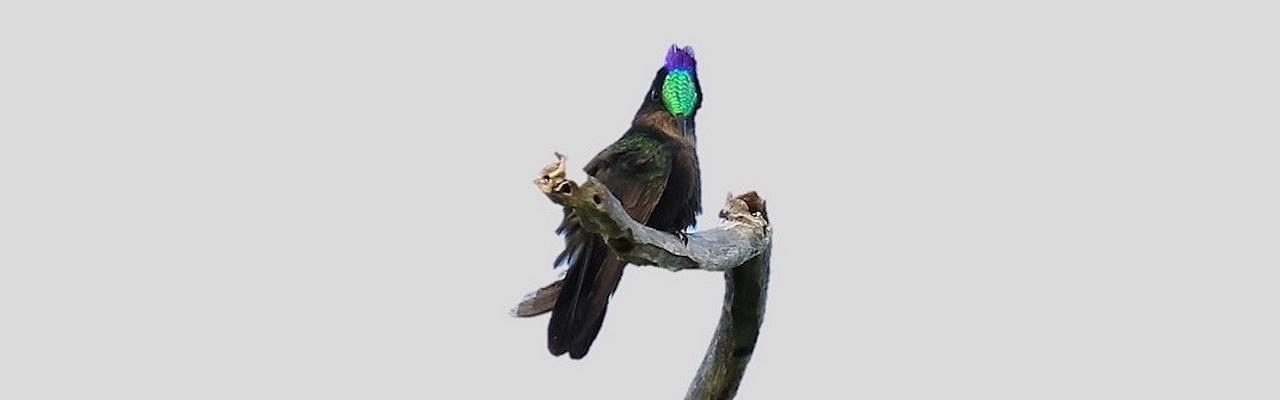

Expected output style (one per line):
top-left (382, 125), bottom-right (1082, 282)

top-left (632, 111), bottom-right (690, 141)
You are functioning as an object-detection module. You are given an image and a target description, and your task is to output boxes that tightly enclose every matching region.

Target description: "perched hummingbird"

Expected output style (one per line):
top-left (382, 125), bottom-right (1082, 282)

top-left (548, 45), bottom-right (704, 359)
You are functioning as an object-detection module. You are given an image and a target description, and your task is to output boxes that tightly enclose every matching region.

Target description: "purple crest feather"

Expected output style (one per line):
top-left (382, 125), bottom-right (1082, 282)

top-left (665, 44), bottom-right (697, 71)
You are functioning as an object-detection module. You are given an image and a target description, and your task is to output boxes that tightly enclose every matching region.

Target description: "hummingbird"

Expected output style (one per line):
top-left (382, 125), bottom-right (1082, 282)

top-left (547, 45), bottom-right (704, 359)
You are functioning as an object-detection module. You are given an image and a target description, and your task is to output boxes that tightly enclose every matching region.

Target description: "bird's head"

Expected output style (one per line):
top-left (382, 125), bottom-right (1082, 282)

top-left (638, 44), bottom-right (702, 137)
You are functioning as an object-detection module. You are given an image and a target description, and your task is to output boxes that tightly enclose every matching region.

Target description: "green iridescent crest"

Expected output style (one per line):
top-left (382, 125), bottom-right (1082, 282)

top-left (662, 70), bottom-right (698, 116)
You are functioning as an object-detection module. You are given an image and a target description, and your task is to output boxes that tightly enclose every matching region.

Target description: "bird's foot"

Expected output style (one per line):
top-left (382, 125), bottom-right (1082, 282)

top-left (672, 230), bottom-right (689, 246)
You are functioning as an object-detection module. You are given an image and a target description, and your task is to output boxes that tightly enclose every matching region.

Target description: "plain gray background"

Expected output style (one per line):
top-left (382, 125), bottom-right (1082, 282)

top-left (2, 1), bottom-right (1277, 399)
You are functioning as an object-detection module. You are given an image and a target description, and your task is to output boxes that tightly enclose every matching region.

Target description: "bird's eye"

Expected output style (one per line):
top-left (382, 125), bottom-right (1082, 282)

top-left (650, 90), bottom-right (660, 101)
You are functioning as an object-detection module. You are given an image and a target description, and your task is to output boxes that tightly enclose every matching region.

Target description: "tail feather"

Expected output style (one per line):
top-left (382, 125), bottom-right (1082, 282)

top-left (548, 234), bottom-right (626, 359)
top-left (510, 279), bottom-right (563, 318)
top-left (568, 305), bottom-right (608, 359)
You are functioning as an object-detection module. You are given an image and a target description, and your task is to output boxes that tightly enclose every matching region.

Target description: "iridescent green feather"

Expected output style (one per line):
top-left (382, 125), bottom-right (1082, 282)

top-left (662, 70), bottom-right (698, 116)
top-left (606, 135), bottom-right (670, 180)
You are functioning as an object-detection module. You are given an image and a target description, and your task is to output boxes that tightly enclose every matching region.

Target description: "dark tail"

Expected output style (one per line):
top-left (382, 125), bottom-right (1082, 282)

top-left (548, 234), bottom-right (626, 359)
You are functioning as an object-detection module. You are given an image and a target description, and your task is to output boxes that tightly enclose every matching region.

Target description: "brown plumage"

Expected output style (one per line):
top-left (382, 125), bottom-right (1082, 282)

top-left (547, 59), bottom-right (703, 358)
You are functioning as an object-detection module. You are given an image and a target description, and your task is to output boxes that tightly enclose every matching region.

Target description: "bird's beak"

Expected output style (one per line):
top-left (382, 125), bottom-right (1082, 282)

top-left (676, 115), bottom-right (692, 137)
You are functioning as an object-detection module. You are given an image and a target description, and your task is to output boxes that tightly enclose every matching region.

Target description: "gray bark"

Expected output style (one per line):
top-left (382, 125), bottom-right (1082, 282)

top-left (686, 247), bottom-right (769, 400)
top-left (520, 154), bottom-right (773, 400)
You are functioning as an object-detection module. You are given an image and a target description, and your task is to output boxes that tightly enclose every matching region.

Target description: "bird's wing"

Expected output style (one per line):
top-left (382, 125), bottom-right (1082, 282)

top-left (554, 133), bottom-right (674, 260)
top-left (586, 134), bottom-right (674, 222)
top-left (549, 133), bottom-right (673, 358)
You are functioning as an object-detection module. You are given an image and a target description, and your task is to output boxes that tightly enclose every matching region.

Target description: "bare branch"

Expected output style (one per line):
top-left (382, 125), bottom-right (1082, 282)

top-left (532, 154), bottom-right (772, 272)
top-left (685, 246), bottom-right (769, 400)
top-left (520, 153), bottom-right (773, 400)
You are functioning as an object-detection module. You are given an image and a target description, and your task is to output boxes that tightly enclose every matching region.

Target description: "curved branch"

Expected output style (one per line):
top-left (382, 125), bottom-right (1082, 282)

top-left (686, 246), bottom-right (769, 400)
top-left (518, 154), bottom-right (773, 400)
top-left (532, 153), bottom-right (771, 272)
